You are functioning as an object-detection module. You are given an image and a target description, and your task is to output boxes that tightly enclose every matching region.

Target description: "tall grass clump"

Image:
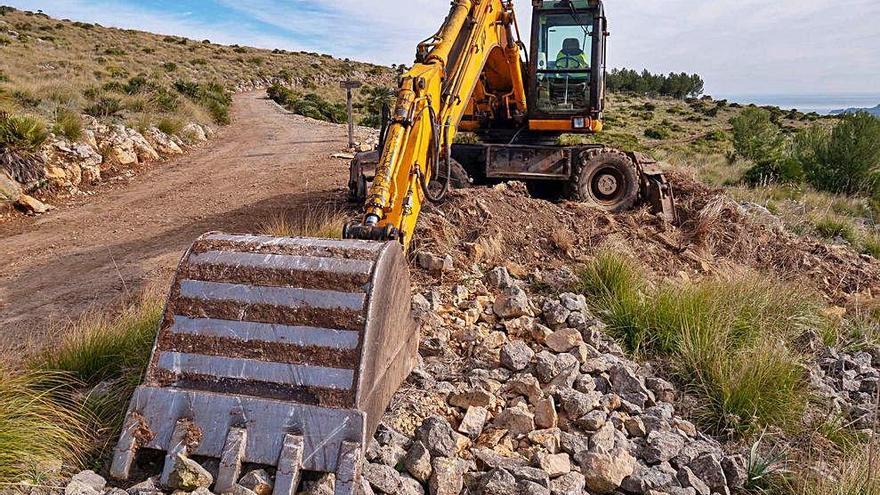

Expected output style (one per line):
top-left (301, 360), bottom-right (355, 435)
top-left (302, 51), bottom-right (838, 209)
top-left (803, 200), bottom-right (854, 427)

top-left (0, 369), bottom-right (92, 483)
top-left (574, 253), bottom-right (826, 436)
top-left (52, 108), bottom-right (83, 141)
top-left (0, 295), bottom-right (163, 484)
top-left (259, 204), bottom-right (349, 239)
top-left (0, 112), bottom-right (49, 150)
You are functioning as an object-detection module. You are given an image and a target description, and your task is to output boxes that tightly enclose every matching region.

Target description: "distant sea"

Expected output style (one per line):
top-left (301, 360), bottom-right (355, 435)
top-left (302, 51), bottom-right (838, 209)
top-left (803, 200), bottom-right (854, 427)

top-left (712, 93), bottom-right (880, 115)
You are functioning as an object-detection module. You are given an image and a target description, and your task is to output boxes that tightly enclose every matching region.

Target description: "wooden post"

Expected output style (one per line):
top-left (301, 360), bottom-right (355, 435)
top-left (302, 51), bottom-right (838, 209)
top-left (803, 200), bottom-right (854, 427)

top-left (340, 80), bottom-right (362, 150)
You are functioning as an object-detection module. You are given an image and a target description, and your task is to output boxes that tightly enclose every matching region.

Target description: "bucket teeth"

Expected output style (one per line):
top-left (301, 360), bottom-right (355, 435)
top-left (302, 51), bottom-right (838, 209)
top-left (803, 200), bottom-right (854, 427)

top-left (110, 233), bottom-right (419, 494)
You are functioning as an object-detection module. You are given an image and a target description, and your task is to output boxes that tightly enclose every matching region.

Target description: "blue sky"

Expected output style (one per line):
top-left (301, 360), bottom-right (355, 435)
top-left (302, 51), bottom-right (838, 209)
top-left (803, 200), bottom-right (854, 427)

top-left (9, 0), bottom-right (880, 96)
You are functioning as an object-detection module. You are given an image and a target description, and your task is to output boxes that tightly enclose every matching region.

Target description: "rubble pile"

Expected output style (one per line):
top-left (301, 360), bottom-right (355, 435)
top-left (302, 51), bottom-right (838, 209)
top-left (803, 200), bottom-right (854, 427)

top-left (359, 267), bottom-right (747, 495)
top-left (810, 345), bottom-right (880, 432)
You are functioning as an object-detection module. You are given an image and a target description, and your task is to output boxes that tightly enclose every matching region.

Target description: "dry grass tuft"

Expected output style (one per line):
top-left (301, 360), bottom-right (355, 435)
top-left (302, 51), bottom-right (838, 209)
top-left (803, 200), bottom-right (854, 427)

top-left (0, 293), bottom-right (164, 484)
top-left (259, 204), bottom-right (350, 239)
top-left (575, 252), bottom-right (827, 437)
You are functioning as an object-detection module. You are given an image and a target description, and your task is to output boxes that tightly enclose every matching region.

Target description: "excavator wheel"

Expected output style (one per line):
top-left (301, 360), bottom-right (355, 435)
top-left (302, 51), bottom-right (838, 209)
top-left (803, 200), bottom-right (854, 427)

top-left (569, 148), bottom-right (641, 213)
top-left (110, 233), bottom-right (418, 495)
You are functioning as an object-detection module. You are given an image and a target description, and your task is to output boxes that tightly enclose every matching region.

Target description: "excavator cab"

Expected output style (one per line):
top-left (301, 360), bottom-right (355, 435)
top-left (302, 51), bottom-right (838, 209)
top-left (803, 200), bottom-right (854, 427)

top-left (529, 0), bottom-right (606, 133)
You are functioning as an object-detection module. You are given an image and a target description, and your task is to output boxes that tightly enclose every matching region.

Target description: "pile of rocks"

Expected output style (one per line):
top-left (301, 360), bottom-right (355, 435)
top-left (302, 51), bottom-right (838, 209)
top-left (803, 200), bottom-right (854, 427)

top-left (1, 117), bottom-right (213, 215)
top-left (57, 267), bottom-right (748, 495)
top-left (359, 266), bottom-right (747, 495)
top-left (810, 345), bottom-right (880, 431)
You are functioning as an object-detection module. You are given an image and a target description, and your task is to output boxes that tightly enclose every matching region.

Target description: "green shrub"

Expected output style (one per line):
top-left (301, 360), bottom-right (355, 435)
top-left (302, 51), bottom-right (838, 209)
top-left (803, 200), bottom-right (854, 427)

top-left (358, 85), bottom-right (395, 128)
top-left (862, 233), bottom-right (880, 259)
top-left (83, 96), bottom-right (121, 117)
top-left (156, 117), bottom-right (183, 136)
top-left (743, 156), bottom-right (804, 185)
top-left (814, 216), bottom-right (859, 244)
top-left (151, 87), bottom-right (179, 112)
top-left (12, 89), bottom-right (41, 108)
top-left (267, 82), bottom-right (296, 106)
top-left (730, 107), bottom-right (786, 163)
top-left (0, 70), bottom-right (8, 82)
top-left (173, 79), bottom-right (201, 98)
top-left (0, 113), bottom-right (49, 150)
top-left (644, 127), bottom-right (670, 140)
top-left (797, 113), bottom-right (880, 195)
top-left (174, 80), bottom-right (231, 124)
top-left (52, 108), bottom-right (83, 141)
top-left (123, 75), bottom-right (153, 95)
top-left (162, 62), bottom-right (178, 72)
top-left (103, 47), bottom-right (126, 56)
top-left (574, 253), bottom-right (823, 436)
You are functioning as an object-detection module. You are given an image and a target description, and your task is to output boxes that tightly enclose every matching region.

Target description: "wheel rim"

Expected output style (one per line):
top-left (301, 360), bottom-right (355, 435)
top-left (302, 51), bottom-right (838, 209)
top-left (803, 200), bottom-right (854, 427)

top-left (589, 166), bottom-right (627, 206)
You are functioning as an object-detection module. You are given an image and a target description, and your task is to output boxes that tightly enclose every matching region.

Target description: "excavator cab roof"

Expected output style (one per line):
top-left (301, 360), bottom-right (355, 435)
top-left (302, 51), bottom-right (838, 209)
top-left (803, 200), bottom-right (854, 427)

top-left (532, 0), bottom-right (600, 10)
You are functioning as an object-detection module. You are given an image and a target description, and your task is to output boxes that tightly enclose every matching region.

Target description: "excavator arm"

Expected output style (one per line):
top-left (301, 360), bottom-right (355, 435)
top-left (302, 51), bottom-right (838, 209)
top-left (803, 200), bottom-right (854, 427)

top-left (346, 0), bottom-right (528, 248)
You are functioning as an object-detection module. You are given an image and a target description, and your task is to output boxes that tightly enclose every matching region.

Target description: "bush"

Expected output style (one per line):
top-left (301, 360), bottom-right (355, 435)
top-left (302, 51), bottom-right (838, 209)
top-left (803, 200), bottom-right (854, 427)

top-left (813, 216), bottom-right (859, 244)
top-left (743, 156), bottom-right (804, 185)
top-left (151, 88), bottom-right (179, 112)
top-left (13, 89), bottom-right (41, 108)
top-left (268, 85), bottom-right (346, 124)
top-left (162, 62), bottom-right (178, 72)
top-left (52, 108), bottom-right (83, 141)
top-left (358, 85), bottom-right (395, 128)
top-left (267, 82), bottom-right (296, 106)
top-left (156, 117), bottom-right (183, 136)
top-left (83, 96), bottom-right (121, 117)
top-left (574, 253), bottom-right (824, 436)
top-left (797, 113), bottom-right (880, 195)
top-left (644, 127), bottom-right (670, 140)
top-left (731, 107), bottom-right (786, 164)
top-left (0, 113), bottom-right (49, 151)
top-left (174, 80), bottom-right (231, 124)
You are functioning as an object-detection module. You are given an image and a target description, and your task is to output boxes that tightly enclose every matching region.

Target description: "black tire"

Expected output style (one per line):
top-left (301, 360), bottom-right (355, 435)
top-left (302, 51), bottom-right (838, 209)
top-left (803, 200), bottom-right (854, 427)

top-left (569, 148), bottom-right (640, 213)
top-left (436, 158), bottom-right (471, 189)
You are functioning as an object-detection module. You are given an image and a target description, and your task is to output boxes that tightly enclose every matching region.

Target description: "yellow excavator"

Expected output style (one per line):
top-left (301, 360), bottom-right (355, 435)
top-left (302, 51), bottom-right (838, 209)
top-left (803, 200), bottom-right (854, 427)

top-left (111, 1), bottom-right (674, 494)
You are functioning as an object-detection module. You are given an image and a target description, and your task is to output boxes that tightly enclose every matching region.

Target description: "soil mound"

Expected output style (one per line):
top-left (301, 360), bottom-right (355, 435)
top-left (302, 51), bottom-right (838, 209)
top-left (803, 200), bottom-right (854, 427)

top-left (417, 173), bottom-right (880, 304)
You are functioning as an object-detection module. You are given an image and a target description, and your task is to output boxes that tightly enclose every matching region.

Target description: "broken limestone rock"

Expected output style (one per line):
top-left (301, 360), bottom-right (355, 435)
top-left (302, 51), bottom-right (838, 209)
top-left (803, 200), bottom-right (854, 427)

top-left (430, 457), bottom-right (468, 495)
top-left (239, 468), bottom-right (273, 495)
top-left (494, 286), bottom-right (532, 319)
top-left (166, 454), bottom-right (214, 491)
top-left (417, 416), bottom-right (470, 457)
top-left (404, 441), bottom-right (433, 483)
top-left (578, 448), bottom-right (636, 494)
top-left (501, 340), bottom-right (535, 371)
top-left (65, 471), bottom-right (106, 495)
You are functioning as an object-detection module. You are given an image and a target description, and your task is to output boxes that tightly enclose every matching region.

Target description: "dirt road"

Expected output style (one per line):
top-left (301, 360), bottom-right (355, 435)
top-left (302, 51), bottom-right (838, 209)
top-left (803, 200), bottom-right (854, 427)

top-left (0, 92), bottom-right (363, 356)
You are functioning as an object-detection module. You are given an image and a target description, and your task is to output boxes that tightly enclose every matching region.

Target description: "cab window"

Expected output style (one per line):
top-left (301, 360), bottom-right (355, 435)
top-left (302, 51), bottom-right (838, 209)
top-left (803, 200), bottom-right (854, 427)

top-left (536, 12), bottom-right (593, 113)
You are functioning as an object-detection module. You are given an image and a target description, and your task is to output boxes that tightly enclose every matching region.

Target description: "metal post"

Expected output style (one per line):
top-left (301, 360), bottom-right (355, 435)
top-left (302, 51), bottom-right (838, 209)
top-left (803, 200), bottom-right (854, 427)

top-left (340, 80), bottom-right (362, 150)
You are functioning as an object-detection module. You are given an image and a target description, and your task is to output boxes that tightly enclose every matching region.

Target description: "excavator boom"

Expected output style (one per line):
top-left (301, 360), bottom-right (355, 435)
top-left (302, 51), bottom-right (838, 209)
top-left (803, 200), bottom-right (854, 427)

top-left (346, 0), bottom-right (529, 248)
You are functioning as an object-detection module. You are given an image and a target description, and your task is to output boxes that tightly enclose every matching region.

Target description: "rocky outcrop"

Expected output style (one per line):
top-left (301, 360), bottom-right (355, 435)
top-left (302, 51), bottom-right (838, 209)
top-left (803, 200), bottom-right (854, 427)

top-left (2, 116), bottom-right (214, 216)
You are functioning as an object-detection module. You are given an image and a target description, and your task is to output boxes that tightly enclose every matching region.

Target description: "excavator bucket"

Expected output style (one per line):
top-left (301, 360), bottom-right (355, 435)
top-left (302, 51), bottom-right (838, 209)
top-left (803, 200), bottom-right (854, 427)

top-left (110, 233), bottom-right (418, 495)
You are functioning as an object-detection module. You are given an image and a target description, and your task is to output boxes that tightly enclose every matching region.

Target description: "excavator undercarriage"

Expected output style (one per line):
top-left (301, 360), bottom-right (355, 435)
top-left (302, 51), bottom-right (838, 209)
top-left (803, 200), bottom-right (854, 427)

top-left (350, 142), bottom-right (677, 222)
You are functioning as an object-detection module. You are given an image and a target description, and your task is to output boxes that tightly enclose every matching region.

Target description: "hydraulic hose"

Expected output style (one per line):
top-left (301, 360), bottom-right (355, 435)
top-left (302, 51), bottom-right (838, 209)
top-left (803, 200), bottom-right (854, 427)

top-left (420, 103), bottom-right (452, 203)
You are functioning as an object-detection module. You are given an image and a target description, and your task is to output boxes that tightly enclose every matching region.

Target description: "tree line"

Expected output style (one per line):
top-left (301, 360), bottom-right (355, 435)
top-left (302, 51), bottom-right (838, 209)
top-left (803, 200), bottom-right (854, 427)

top-left (606, 68), bottom-right (705, 99)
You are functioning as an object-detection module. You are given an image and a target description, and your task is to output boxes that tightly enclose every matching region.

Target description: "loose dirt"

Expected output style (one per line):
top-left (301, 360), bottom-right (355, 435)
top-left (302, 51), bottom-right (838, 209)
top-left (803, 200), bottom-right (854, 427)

top-left (416, 173), bottom-right (880, 305)
top-left (0, 92), bottom-right (361, 358)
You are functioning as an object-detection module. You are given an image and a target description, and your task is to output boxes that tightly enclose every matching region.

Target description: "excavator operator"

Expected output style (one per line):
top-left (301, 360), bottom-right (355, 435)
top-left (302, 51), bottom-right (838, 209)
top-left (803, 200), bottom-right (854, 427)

top-left (556, 38), bottom-right (590, 69)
